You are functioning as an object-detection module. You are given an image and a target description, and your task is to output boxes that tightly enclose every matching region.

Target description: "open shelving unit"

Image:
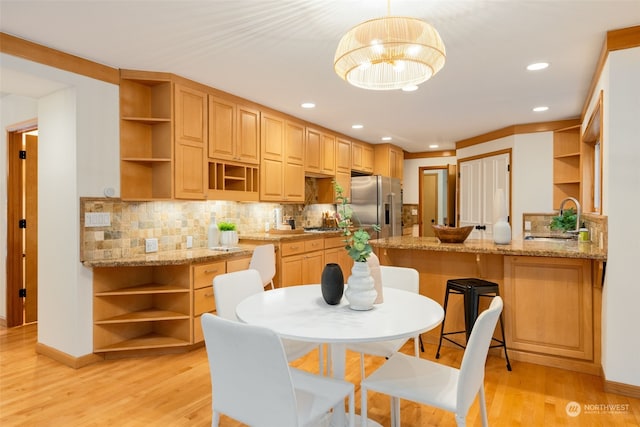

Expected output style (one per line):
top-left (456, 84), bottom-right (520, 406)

top-left (93, 264), bottom-right (191, 352)
top-left (553, 125), bottom-right (581, 208)
top-left (120, 72), bottom-right (174, 200)
top-left (208, 161), bottom-right (259, 201)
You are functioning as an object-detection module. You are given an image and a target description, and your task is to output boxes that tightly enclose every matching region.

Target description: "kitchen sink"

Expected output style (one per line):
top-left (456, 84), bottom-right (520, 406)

top-left (524, 236), bottom-right (575, 242)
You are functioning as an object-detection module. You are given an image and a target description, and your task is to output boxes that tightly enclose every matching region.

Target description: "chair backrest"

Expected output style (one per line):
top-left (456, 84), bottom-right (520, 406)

top-left (380, 265), bottom-right (419, 294)
top-left (249, 244), bottom-right (276, 287)
top-left (457, 296), bottom-right (503, 414)
top-left (213, 269), bottom-right (264, 321)
top-left (201, 313), bottom-right (299, 426)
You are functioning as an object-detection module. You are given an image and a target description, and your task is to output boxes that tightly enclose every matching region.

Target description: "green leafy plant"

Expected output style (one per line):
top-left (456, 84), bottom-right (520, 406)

top-left (334, 181), bottom-right (380, 262)
top-left (550, 208), bottom-right (577, 232)
top-left (217, 221), bottom-right (236, 231)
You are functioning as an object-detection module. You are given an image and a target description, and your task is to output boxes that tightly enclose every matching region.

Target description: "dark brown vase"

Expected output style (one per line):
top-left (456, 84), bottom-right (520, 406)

top-left (321, 263), bottom-right (344, 305)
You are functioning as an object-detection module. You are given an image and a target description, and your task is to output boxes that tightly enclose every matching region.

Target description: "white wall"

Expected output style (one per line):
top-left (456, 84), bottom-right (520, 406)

top-left (0, 54), bottom-right (119, 356)
top-left (593, 47), bottom-right (640, 387)
top-left (0, 94), bottom-right (38, 320)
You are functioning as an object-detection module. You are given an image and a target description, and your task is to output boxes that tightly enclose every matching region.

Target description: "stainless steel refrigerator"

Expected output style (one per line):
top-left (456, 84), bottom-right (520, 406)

top-left (349, 175), bottom-right (402, 239)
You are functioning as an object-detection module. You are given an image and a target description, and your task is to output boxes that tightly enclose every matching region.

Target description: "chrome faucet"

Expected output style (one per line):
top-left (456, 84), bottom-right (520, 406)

top-left (559, 197), bottom-right (581, 232)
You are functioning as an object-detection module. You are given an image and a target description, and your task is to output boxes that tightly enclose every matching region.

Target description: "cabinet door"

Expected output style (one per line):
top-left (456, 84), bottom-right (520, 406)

top-left (175, 84), bottom-right (207, 199)
top-left (336, 138), bottom-right (351, 172)
top-left (208, 96), bottom-right (236, 161)
top-left (283, 120), bottom-right (305, 202)
top-left (260, 113), bottom-right (285, 200)
top-left (305, 127), bottom-right (322, 173)
top-left (503, 256), bottom-right (593, 361)
top-left (302, 250), bottom-right (325, 285)
top-left (281, 254), bottom-right (303, 286)
top-left (321, 133), bottom-right (336, 175)
top-left (237, 105), bottom-right (260, 164)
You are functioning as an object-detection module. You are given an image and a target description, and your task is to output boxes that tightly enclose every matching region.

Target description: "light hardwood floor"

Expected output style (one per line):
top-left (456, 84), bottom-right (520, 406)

top-left (1, 323), bottom-right (639, 426)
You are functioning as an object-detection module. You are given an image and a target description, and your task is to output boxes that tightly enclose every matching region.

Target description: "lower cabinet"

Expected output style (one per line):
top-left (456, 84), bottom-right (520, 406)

top-left (503, 256), bottom-right (597, 372)
top-left (93, 255), bottom-right (251, 353)
top-left (280, 238), bottom-right (325, 286)
top-left (323, 235), bottom-right (353, 281)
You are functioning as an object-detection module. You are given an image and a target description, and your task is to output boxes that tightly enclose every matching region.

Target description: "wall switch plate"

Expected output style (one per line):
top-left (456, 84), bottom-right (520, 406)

top-left (145, 238), bottom-right (158, 253)
top-left (186, 235), bottom-right (193, 249)
top-left (524, 221), bottom-right (532, 231)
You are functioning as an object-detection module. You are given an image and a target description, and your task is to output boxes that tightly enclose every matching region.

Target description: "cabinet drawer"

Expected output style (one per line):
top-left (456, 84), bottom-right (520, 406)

top-left (281, 240), bottom-right (306, 257)
top-left (324, 235), bottom-right (345, 249)
top-left (304, 238), bottom-right (324, 252)
top-left (194, 286), bottom-right (216, 316)
top-left (227, 256), bottom-right (251, 273)
top-left (193, 261), bottom-right (225, 289)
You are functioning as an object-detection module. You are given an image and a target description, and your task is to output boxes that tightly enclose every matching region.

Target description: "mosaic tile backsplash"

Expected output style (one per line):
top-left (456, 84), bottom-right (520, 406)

top-left (81, 198), bottom-right (336, 261)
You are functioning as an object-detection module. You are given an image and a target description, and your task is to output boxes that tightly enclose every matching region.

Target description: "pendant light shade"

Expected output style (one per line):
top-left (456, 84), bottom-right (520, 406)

top-left (334, 16), bottom-right (446, 91)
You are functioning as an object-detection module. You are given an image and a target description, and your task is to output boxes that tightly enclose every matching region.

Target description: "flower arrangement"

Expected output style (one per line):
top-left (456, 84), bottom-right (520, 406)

top-left (334, 181), bottom-right (380, 262)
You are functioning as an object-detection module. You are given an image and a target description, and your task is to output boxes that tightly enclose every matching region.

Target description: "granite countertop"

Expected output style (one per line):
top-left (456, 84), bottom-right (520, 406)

top-left (82, 245), bottom-right (256, 268)
top-left (82, 231), bottom-right (346, 268)
top-left (370, 236), bottom-right (607, 260)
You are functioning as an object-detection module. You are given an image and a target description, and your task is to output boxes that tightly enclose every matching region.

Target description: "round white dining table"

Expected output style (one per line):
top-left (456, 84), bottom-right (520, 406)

top-left (236, 284), bottom-right (444, 427)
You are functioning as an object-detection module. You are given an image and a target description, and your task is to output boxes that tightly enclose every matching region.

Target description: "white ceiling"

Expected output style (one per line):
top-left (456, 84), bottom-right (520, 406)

top-left (1, 1), bottom-right (639, 152)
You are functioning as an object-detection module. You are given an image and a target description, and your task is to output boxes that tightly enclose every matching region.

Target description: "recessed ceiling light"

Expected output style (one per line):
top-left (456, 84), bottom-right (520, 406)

top-left (429, 144), bottom-right (439, 149)
top-left (352, 124), bottom-right (363, 129)
top-left (301, 102), bottom-right (316, 109)
top-left (381, 136), bottom-right (392, 141)
top-left (527, 62), bottom-right (549, 71)
top-left (533, 106), bottom-right (549, 112)
top-left (402, 85), bottom-right (418, 92)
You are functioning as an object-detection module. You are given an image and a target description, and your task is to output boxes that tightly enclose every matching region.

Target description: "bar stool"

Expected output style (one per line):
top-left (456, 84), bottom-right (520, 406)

top-left (435, 277), bottom-right (512, 371)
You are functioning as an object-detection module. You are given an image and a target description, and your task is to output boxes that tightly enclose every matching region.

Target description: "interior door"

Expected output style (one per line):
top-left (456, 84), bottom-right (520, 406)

top-left (421, 173), bottom-right (438, 237)
top-left (459, 152), bottom-right (510, 240)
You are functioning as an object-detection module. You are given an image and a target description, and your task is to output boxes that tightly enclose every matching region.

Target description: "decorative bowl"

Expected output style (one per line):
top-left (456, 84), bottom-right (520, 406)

top-left (432, 225), bottom-right (474, 243)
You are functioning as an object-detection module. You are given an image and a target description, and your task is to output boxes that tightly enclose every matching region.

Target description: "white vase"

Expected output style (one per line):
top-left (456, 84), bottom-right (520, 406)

top-left (344, 261), bottom-right (377, 311)
top-left (493, 218), bottom-right (511, 244)
top-left (219, 230), bottom-right (238, 247)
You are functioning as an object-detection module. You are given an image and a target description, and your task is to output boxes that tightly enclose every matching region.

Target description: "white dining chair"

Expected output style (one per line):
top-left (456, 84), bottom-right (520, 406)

top-left (201, 313), bottom-right (355, 427)
top-left (346, 266), bottom-right (422, 380)
top-left (249, 243), bottom-right (276, 289)
top-left (213, 269), bottom-right (324, 372)
top-left (360, 296), bottom-right (504, 427)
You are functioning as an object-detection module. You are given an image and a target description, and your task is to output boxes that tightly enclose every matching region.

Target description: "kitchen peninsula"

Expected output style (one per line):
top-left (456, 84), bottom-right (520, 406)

top-left (371, 236), bottom-right (607, 375)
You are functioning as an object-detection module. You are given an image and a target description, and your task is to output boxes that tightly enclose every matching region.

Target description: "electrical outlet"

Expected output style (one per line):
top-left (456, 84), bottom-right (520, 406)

top-left (145, 238), bottom-right (158, 253)
top-left (186, 235), bottom-right (193, 249)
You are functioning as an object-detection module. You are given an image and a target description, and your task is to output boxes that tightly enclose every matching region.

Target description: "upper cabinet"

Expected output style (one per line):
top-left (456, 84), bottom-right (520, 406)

top-left (120, 71), bottom-right (207, 201)
top-left (374, 143), bottom-right (404, 180)
top-left (119, 70), bottom-right (174, 200)
top-left (208, 96), bottom-right (260, 165)
top-left (317, 137), bottom-right (351, 203)
top-left (553, 125), bottom-right (581, 208)
top-left (174, 83), bottom-right (207, 200)
top-left (260, 112), bottom-right (304, 202)
top-left (305, 127), bottom-right (335, 177)
top-left (351, 140), bottom-right (374, 174)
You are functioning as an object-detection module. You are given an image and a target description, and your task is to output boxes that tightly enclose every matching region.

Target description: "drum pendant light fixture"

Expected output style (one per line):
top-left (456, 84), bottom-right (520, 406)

top-left (334, 1), bottom-right (446, 91)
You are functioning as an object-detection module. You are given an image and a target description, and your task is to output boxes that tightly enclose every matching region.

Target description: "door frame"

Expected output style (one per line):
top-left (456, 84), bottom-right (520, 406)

top-left (6, 119), bottom-right (38, 327)
top-left (418, 165), bottom-right (455, 237)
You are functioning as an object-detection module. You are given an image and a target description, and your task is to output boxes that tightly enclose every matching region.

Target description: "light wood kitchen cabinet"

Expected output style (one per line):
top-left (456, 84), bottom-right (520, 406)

top-left (208, 96), bottom-right (260, 165)
top-left (175, 83), bottom-right (207, 199)
top-left (553, 125), bottom-right (581, 208)
top-left (317, 137), bottom-right (351, 203)
top-left (503, 256), bottom-right (594, 365)
top-left (119, 70), bottom-right (173, 200)
top-left (305, 127), bottom-right (335, 177)
top-left (93, 255), bottom-right (251, 352)
top-left (352, 140), bottom-right (374, 174)
top-left (260, 112), bottom-right (304, 202)
top-left (280, 238), bottom-right (325, 286)
top-left (192, 256), bottom-right (251, 343)
top-left (374, 143), bottom-right (404, 180)
top-left (93, 264), bottom-right (192, 352)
